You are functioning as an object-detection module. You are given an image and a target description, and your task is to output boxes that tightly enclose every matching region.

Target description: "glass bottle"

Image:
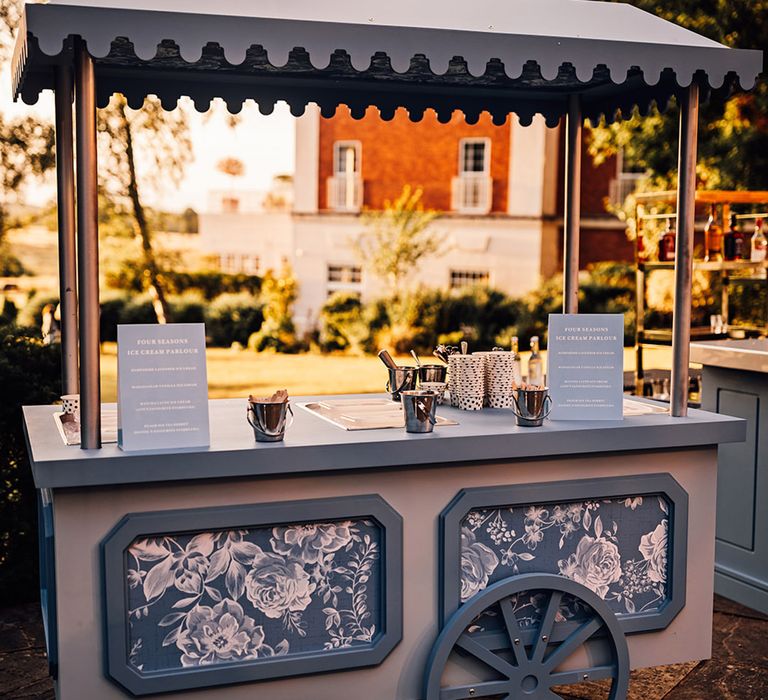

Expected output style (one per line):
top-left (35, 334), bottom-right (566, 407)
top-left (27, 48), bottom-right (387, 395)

top-left (527, 336), bottom-right (544, 387)
top-left (751, 218), bottom-right (768, 263)
top-left (658, 217), bottom-right (676, 262)
top-left (704, 205), bottom-right (723, 262)
top-left (511, 336), bottom-right (523, 388)
top-left (723, 213), bottom-right (743, 261)
top-left (637, 231), bottom-right (647, 263)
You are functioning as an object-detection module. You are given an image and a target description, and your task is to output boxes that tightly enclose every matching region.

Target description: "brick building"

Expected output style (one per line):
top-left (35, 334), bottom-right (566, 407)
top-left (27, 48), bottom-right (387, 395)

top-left (199, 106), bottom-right (635, 331)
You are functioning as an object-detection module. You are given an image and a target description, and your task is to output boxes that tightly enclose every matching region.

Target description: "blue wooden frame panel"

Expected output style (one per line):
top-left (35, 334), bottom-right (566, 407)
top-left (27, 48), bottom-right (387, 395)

top-left (37, 488), bottom-right (58, 679)
top-left (101, 494), bottom-right (403, 696)
top-left (439, 473), bottom-right (688, 635)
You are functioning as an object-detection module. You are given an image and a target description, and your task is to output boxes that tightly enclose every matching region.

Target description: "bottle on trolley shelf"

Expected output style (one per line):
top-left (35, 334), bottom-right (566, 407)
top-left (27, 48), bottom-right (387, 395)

top-left (704, 204), bottom-right (724, 262)
top-left (723, 213), bottom-right (744, 261)
top-left (751, 218), bottom-right (768, 263)
top-left (658, 217), bottom-right (676, 262)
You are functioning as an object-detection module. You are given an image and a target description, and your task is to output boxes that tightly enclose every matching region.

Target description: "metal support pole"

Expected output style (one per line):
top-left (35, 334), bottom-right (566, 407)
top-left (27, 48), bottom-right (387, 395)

top-left (54, 66), bottom-right (78, 396)
top-left (563, 94), bottom-right (582, 313)
top-left (75, 42), bottom-right (101, 449)
top-left (671, 83), bottom-right (700, 417)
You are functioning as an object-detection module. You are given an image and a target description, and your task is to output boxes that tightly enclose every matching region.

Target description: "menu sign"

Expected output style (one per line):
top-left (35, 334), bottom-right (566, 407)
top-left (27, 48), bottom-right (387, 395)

top-left (117, 323), bottom-right (210, 451)
top-left (547, 314), bottom-right (624, 421)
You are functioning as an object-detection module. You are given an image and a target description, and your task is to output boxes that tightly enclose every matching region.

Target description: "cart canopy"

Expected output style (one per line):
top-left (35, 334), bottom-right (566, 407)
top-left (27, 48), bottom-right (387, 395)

top-left (12, 0), bottom-right (764, 125)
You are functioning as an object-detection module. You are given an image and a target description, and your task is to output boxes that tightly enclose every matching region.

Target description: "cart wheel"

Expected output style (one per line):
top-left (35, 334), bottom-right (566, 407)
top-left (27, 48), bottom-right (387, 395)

top-left (424, 573), bottom-right (629, 700)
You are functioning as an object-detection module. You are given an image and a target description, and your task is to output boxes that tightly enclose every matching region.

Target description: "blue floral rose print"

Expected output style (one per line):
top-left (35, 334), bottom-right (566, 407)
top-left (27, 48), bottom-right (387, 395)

top-left (460, 528), bottom-right (499, 602)
top-left (245, 552), bottom-right (315, 629)
top-left (177, 599), bottom-right (287, 667)
top-left (557, 535), bottom-right (622, 599)
top-left (271, 523), bottom-right (353, 564)
top-left (124, 519), bottom-right (381, 673)
top-left (460, 495), bottom-right (671, 620)
top-left (639, 520), bottom-right (668, 584)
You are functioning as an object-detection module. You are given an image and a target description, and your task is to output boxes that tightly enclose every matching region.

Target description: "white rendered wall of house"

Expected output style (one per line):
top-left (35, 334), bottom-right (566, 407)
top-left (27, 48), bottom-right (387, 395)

top-left (293, 105), bottom-right (320, 214)
top-left (291, 214), bottom-right (543, 333)
top-left (206, 189), bottom-right (266, 214)
top-left (416, 217), bottom-right (542, 293)
top-left (197, 211), bottom-right (294, 272)
top-left (542, 122), bottom-right (562, 218)
top-left (290, 214), bottom-right (373, 333)
top-left (507, 115), bottom-right (550, 218)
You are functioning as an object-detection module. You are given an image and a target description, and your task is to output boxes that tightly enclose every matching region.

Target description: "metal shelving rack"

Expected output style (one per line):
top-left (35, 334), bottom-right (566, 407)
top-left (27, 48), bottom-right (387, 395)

top-left (634, 190), bottom-right (768, 393)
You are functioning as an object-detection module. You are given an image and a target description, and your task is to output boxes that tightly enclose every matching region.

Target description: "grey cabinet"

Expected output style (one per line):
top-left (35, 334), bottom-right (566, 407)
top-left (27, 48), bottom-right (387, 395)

top-left (700, 363), bottom-right (768, 615)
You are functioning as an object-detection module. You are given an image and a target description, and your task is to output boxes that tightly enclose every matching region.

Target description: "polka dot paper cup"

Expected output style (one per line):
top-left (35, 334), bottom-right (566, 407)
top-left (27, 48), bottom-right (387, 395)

top-left (60, 394), bottom-right (79, 417)
top-left (420, 382), bottom-right (447, 405)
top-left (488, 393), bottom-right (515, 409)
top-left (458, 393), bottom-right (484, 411)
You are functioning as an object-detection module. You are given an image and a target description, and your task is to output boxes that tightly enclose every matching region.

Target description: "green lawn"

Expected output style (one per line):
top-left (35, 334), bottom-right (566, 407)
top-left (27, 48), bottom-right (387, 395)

top-left (99, 344), bottom-right (672, 402)
top-left (99, 344), bottom-right (398, 402)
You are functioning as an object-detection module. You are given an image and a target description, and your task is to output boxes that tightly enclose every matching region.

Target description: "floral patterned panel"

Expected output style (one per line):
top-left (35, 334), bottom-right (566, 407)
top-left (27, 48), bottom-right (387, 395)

top-left (125, 519), bottom-right (381, 672)
top-left (461, 495), bottom-right (670, 626)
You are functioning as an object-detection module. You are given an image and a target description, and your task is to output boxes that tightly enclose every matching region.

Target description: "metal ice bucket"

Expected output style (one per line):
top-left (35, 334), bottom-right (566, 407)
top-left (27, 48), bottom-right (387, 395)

top-left (401, 390), bottom-right (438, 433)
top-left (386, 366), bottom-right (419, 402)
top-left (247, 400), bottom-right (294, 442)
top-left (418, 364), bottom-right (448, 384)
top-left (511, 387), bottom-right (552, 427)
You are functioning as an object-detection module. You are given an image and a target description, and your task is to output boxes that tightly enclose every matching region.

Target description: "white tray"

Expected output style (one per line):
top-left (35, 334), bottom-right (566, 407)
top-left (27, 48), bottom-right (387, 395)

top-left (299, 398), bottom-right (458, 431)
top-left (54, 409), bottom-right (119, 446)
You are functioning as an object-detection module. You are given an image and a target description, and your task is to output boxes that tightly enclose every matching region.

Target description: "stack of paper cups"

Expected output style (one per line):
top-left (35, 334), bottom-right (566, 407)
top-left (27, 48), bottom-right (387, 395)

top-left (450, 354), bottom-right (486, 410)
top-left (448, 355), bottom-right (459, 407)
top-left (485, 351), bottom-right (515, 408)
top-left (471, 351), bottom-right (493, 402)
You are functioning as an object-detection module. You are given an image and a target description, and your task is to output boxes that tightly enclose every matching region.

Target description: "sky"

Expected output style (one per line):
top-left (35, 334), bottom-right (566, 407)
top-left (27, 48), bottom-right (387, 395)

top-left (2, 73), bottom-right (296, 213)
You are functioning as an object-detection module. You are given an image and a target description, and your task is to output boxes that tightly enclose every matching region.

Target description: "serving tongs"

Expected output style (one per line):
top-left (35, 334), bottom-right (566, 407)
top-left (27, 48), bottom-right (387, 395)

top-left (433, 344), bottom-right (459, 364)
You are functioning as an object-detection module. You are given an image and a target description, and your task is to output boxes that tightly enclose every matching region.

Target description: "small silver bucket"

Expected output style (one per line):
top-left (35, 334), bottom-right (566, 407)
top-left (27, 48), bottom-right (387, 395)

top-left (418, 364), bottom-right (448, 384)
top-left (401, 390), bottom-right (438, 433)
top-left (511, 387), bottom-right (552, 427)
top-left (386, 366), bottom-right (418, 402)
top-left (247, 400), bottom-right (294, 442)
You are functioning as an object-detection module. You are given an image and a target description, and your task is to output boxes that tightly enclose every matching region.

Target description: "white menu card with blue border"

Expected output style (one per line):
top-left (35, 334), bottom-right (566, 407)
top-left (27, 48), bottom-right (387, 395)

top-left (547, 313), bottom-right (624, 421)
top-left (117, 323), bottom-right (210, 451)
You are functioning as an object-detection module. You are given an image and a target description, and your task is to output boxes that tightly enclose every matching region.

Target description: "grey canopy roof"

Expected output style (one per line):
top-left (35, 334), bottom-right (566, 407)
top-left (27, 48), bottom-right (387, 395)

top-left (12, 0), bottom-right (763, 125)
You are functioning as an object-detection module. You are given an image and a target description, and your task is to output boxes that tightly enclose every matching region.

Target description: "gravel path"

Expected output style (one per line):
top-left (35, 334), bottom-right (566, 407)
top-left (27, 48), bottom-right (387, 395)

top-left (1, 595), bottom-right (765, 699)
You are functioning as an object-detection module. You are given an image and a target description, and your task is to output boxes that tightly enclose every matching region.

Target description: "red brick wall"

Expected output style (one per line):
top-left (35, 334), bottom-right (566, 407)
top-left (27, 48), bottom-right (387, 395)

top-left (317, 108), bottom-right (633, 269)
top-left (576, 227), bottom-right (634, 267)
top-left (551, 125), bottom-right (631, 268)
top-left (551, 225), bottom-right (634, 270)
top-left (318, 106), bottom-right (510, 212)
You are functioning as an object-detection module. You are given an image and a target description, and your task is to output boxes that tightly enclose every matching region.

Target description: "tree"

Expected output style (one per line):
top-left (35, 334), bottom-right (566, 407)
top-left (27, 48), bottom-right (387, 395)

top-left (0, 1), bottom-right (56, 266)
top-left (0, 327), bottom-right (61, 604)
top-left (589, 1), bottom-right (768, 195)
top-left (354, 185), bottom-right (443, 296)
top-left (98, 95), bottom-right (193, 324)
top-left (2, 0), bottom-right (194, 322)
top-left (216, 157), bottom-right (245, 178)
top-left (249, 262), bottom-right (301, 352)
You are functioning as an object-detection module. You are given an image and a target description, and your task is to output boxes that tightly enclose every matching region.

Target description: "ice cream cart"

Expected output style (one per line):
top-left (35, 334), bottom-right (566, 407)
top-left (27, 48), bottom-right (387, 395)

top-left (12, 1), bottom-right (762, 698)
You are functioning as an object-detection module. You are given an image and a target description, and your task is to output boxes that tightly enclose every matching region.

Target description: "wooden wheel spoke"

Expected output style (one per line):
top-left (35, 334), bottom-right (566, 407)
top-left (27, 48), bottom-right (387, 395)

top-left (543, 616), bottom-right (604, 671)
top-left (547, 663), bottom-right (617, 686)
top-left (498, 596), bottom-right (526, 666)
top-left (456, 633), bottom-right (517, 677)
top-left (425, 575), bottom-right (629, 700)
top-left (440, 680), bottom-right (513, 699)
top-left (531, 590), bottom-right (562, 664)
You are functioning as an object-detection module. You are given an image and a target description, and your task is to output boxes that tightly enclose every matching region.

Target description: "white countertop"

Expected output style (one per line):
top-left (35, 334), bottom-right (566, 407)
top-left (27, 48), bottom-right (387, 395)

top-left (23, 394), bottom-right (745, 490)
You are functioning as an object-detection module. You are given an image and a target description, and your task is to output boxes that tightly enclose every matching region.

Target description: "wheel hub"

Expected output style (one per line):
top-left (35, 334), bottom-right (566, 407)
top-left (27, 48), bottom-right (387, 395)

top-left (521, 673), bottom-right (540, 692)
